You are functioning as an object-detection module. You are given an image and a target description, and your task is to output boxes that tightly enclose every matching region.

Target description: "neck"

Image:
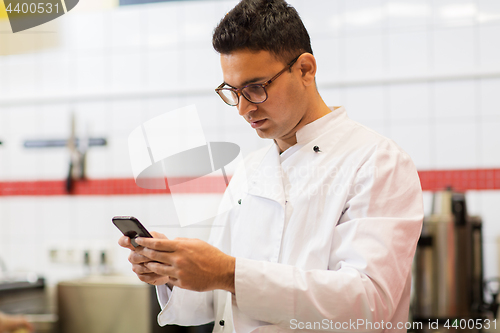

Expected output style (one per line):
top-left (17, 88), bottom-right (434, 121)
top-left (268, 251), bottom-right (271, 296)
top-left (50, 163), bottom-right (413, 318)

top-left (275, 96), bottom-right (331, 153)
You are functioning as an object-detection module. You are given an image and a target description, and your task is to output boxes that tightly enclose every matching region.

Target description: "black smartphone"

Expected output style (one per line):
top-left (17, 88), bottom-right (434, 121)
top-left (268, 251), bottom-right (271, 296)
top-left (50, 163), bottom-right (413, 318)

top-left (112, 216), bottom-right (153, 247)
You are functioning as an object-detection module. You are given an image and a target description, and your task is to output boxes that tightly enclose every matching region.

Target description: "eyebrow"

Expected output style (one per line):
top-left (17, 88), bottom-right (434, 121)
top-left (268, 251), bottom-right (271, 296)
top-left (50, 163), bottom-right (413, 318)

top-left (224, 76), bottom-right (268, 89)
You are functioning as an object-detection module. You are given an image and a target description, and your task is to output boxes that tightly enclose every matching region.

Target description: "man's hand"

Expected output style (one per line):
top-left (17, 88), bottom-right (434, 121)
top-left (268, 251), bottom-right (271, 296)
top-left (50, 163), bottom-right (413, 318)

top-left (134, 237), bottom-right (235, 293)
top-left (0, 312), bottom-right (34, 333)
top-left (118, 231), bottom-right (171, 286)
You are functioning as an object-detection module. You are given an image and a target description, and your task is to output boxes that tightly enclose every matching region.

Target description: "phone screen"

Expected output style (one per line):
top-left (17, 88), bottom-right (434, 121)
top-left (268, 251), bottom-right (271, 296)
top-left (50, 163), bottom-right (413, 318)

top-left (112, 216), bottom-right (152, 247)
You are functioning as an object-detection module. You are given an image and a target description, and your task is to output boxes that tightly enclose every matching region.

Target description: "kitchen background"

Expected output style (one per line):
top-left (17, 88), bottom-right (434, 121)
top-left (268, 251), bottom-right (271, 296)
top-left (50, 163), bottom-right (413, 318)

top-left (0, 0), bottom-right (500, 330)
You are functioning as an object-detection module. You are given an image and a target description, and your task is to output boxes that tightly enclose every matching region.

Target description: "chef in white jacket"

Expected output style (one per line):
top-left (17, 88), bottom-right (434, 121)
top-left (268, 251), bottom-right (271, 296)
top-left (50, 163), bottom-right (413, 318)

top-left (119, 0), bottom-right (424, 332)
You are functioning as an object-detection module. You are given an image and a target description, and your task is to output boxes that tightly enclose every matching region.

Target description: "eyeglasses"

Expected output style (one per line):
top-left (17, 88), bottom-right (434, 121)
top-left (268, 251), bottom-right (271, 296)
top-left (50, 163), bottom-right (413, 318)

top-left (215, 54), bottom-right (301, 107)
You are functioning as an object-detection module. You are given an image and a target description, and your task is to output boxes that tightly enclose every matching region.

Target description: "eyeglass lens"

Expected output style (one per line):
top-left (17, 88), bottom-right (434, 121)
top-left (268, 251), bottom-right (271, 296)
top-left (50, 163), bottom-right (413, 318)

top-left (219, 85), bottom-right (267, 106)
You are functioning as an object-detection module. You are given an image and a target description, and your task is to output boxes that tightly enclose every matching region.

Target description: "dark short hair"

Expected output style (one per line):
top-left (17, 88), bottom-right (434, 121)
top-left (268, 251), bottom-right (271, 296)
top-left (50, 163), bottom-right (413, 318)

top-left (212, 0), bottom-right (313, 63)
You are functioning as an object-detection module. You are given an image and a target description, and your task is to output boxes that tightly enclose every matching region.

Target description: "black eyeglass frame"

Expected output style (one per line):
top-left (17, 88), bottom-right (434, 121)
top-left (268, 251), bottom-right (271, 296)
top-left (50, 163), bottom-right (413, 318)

top-left (215, 54), bottom-right (302, 107)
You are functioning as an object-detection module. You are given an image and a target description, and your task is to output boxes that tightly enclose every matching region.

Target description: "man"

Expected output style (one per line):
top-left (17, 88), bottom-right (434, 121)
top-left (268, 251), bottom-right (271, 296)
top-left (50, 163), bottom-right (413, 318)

top-left (119, 0), bottom-right (423, 332)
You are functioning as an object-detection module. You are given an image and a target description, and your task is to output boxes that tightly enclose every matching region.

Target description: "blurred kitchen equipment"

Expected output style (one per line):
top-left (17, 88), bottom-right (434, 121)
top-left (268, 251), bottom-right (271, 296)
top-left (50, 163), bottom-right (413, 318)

top-left (413, 189), bottom-right (499, 323)
top-left (23, 111), bottom-right (107, 193)
top-left (58, 275), bottom-right (150, 333)
top-left (57, 275), bottom-right (213, 333)
top-left (0, 275), bottom-right (57, 333)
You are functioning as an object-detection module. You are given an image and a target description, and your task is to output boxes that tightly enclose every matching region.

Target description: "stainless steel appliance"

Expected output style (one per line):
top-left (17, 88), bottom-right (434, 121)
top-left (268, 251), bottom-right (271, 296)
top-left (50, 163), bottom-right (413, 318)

top-left (57, 275), bottom-right (214, 333)
top-left (58, 275), bottom-right (151, 333)
top-left (413, 189), bottom-right (499, 323)
top-left (0, 275), bottom-right (57, 333)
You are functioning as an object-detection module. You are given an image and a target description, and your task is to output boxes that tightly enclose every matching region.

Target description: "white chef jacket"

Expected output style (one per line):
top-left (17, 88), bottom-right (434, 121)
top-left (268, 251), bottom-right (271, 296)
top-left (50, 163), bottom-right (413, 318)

top-left (156, 106), bottom-right (424, 333)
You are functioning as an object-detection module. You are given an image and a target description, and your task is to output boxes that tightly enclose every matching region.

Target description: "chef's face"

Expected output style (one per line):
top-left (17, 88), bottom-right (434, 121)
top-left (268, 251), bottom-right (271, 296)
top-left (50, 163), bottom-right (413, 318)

top-left (220, 50), bottom-right (308, 143)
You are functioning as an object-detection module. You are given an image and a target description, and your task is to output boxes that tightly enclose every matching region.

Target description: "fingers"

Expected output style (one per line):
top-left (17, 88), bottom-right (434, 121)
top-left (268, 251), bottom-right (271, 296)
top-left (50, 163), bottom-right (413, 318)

top-left (118, 235), bottom-right (135, 251)
top-left (131, 263), bottom-right (153, 275)
top-left (135, 272), bottom-right (171, 286)
top-left (119, 231), bottom-right (169, 252)
top-left (128, 250), bottom-right (154, 265)
top-left (150, 231), bottom-right (168, 239)
top-left (119, 231), bottom-right (176, 286)
top-left (134, 237), bottom-right (177, 251)
top-left (135, 246), bottom-right (175, 265)
top-left (144, 261), bottom-right (176, 277)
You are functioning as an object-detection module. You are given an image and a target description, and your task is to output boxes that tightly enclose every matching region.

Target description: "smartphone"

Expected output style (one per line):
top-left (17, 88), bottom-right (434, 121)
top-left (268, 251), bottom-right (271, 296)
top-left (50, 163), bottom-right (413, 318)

top-left (112, 216), bottom-right (152, 247)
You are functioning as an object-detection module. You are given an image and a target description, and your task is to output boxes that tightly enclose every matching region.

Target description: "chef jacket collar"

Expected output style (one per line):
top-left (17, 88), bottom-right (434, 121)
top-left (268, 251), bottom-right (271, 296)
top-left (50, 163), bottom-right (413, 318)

top-left (295, 106), bottom-right (345, 145)
top-left (246, 142), bottom-right (286, 208)
top-left (246, 106), bottom-right (346, 206)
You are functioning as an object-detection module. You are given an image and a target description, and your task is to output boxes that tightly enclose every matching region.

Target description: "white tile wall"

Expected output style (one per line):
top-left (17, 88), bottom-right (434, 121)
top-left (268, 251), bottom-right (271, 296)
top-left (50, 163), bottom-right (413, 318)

top-left (432, 0), bottom-right (478, 28)
top-left (6, 54), bottom-right (39, 98)
top-left (145, 49), bottom-right (181, 91)
top-left (422, 191), bottom-right (434, 215)
top-left (74, 52), bottom-right (111, 93)
top-left (432, 27), bottom-right (476, 73)
top-left (388, 83), bottom-right (431, 120)
top-left (298, 0), bottom-right (342, 38)
top-left (390, 122), bottom-right (433, 169)
top-left (478, 0), bottom-right (500, 25)
top-left (0, 108), bottom-right (8, 178)
top-left (343, 0), bottom-right (384, 35)
top-left (480, 121), bottom-right (500, 167)
top-left (343, 34), bottom-right (385, 80)
top-left (385, 0), bottom-right (431, 31)
top-left (314, 38), bottom-right (342, 84)
top-left (74, 101), bottom-right (113, 137)
top-left (144, 97), bottom-right (183, 121)
top-left (0, 0), bottom-right (500, 284)
top-left (434, 80), bottom-right (477, 119)
top-left (110, 51), bottom-right (145, 90)
top-left (343, 86), bottom-right (387, 122)
top-left (188, 95), bottom-right (223, 136)
top-left (179, 1), bottom-right (218, 48)
top-left (387, 31), bottom-right (428, 77)
top-left (3, 106), bottom-right (40, 180)
top-left (318, 88), bottom-right (344, 107)
top-left (39, 51), bottom-right (72, 95)
top-left (480, 192), bottom-right (500, 278)
top-left (479, 78), bottom-right (500, 117)
top-left (144, 3), bottom-right (180, 49)
top-left (69, 11), bottom-right (109, 52)
top-left (434, 120), bottom-right (478, 169)
top-left (0, 60), bottom-right (9, 93)
top-left (110, 99), bottom-right (145, 136)
top-left (359, 120), bottom-right (389, 138)
top-left (110, 6), bottom-right (146, 50)
top-left (481, 192), bottom-right (500, 242)
top-left (479, 25), bottom-right (500, 71)
top-left (182, 47), bottom-right (220, 91)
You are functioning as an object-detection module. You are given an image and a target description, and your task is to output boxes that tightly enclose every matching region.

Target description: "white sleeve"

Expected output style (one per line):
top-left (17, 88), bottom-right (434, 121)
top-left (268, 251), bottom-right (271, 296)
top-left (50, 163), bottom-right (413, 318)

top-left (156, 284), bottom-right (172, 308)
top-left (233, 148), bottom-right (424, 330)
top-left (155, 285), bottom-right (215, 326)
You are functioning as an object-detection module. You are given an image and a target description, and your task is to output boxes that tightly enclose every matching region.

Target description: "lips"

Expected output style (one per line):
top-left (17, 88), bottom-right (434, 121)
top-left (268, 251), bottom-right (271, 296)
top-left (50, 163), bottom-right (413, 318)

top-left (250, 119), bottom-right (266, 129)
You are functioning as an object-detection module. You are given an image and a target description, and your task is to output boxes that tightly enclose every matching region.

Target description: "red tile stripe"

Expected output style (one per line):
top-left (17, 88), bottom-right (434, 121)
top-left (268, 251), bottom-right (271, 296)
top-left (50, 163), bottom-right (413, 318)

top-left (0, 176), bottom-right (228, 196)
top-left (0, 169), bottom-right (499, 196)
top-left (418, 169), bottom-right (500, 191)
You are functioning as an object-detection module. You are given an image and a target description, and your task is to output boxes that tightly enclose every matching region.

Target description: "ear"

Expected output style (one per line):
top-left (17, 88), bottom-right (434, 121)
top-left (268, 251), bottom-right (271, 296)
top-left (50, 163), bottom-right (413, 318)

top-left (296, 53), bottom-right (316, 87)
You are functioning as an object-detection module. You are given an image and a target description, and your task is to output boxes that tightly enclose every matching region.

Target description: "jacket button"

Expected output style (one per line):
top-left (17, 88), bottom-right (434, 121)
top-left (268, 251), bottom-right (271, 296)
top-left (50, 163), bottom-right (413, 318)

top-left (238, 199), bottom-right (241, 205)
top-left (313, 145), bottom-right (321, 153)
top-left (219, 320), bottom-right (225, 326)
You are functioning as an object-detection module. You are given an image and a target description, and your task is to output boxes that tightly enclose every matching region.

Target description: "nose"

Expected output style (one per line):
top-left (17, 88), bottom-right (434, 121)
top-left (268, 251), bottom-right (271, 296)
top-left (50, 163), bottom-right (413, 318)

top-left (237, 94), bottom-right (257, 117)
